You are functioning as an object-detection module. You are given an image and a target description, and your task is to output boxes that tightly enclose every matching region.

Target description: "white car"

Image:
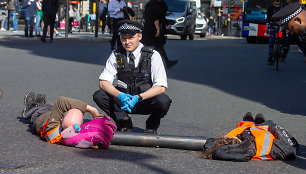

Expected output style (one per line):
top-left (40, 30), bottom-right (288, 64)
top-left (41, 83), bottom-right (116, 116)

top-left (195, 10), bottom-right (208, 38)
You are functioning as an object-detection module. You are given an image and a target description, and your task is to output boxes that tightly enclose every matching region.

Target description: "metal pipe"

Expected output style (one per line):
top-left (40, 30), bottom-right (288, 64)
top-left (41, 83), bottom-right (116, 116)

top-left (111, 132), bottom-right (206, 151)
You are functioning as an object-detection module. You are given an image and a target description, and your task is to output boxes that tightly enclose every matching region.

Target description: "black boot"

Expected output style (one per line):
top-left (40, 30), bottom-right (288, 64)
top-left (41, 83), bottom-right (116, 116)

top-left (243, 112), bottom-right (254, 122)
top-left (116, 118), bottom-right (133, 132)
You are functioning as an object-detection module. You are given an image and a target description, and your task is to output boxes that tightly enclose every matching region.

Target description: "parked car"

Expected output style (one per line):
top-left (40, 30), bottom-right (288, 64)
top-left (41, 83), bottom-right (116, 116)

top-left (195, 10), bottom-right (208, 38)
top-left (164, 0), bottom-right (197, 40)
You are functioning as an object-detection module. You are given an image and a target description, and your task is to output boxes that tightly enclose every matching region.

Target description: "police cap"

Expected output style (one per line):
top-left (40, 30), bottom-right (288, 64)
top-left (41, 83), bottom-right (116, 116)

top-left (118, 19), bottom-right (143, 35)
top-left (272, 2), bottom-right (303, 26)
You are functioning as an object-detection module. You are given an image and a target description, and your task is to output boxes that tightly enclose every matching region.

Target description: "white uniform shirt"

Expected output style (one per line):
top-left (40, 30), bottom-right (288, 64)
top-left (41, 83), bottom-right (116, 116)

top-left (108, 0), bottom-right (126, 19)
top-left (99, 43), bottom-right (168, 88)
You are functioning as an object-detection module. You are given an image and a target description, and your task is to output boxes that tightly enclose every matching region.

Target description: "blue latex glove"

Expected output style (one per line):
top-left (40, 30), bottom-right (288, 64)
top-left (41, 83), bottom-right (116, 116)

top-left (118, 92), bottom-right (133, 113)
top-left (117, 92), bottom-right (132, 105)
top-left (127, 95), bottom-right (139, 109)
top-left (121, 104), bottom-right (132, 113)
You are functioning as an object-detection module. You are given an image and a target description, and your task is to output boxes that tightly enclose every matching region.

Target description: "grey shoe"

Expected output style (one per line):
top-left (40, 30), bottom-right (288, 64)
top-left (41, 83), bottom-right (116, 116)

top-left (35, 94), bottom-right (46, 107)
top-left (22, 92), bottom-right (36, 119)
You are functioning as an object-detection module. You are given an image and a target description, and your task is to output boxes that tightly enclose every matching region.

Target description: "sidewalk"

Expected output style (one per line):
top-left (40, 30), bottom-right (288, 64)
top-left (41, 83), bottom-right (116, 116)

top-left (0, 29), bottom-right (242, 42)
top-left (0, 30), bottom-right (112, 42)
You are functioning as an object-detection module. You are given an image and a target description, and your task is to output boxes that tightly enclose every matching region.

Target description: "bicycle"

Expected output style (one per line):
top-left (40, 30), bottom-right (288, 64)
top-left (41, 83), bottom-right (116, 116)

top-left (267, 24), bottom-right (282, 71)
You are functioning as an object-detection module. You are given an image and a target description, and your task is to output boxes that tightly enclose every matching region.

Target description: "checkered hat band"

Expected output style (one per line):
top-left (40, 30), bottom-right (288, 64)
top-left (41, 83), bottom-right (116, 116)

top-left (277, 7), bottom-right (302, 25)
top-left (119, 23), bottom-right (142, 33)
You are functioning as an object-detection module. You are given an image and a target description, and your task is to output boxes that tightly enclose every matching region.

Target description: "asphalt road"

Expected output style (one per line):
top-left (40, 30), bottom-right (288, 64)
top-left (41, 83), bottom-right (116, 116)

top-left (0, 34), bottom-right (306, 174)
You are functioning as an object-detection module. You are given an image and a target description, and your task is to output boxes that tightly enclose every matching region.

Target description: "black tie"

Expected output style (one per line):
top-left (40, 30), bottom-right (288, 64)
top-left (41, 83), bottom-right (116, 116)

top-left (129, 53), bottom-right (135, 69)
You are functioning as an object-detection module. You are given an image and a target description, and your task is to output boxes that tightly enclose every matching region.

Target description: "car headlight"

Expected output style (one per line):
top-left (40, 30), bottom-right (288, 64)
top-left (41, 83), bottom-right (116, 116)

top-left (176, 17), bottom-right (185, 23)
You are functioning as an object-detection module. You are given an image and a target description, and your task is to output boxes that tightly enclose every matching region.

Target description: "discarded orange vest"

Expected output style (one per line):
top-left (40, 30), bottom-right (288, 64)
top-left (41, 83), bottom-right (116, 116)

top-left (225, 121), bottom-right (275, 161)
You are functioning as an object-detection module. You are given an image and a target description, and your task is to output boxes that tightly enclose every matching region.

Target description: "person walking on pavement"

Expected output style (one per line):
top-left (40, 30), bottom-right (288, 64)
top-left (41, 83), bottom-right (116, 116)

top-left (22, 0), bottom-right (37, 37)
top-left (68, 6), bottom-right (80, 33)
top-left (22, 92), bottom-right (103, 144)
top-left (7, 0), bottom-right (20, 32)
top-left (35, 0), bottom-right (42, 37)
top-left (99, 0), bottom-right (108, 34)
top-left (142, 0), bottom-right (178, 69)
top-left (208, 16), bottom-right (215, 36)
top-left (0, 0), bottom-right (7, 31)
top-left (93, 20), bottom-right (172, 134)
top-left (41, 0), bottom-right (59, 43)
top-left (108, 0), bottom-right (126, 50)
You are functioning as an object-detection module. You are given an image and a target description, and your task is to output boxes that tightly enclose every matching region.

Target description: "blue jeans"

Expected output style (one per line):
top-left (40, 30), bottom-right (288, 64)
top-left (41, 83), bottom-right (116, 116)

top-left (209, 27), bottom-right (214, 36)
top-left (35, 14), bottom-right (41, 35)
top-left (25, 16), bottom-right (35, 36)
top-left (9, 10), bottom-right (18, 31)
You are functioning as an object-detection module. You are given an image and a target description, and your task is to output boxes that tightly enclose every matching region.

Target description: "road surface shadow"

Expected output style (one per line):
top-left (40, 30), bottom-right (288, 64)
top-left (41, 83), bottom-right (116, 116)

top-left (0, 37), bottom-right (305, 116)
top-left (284, 144), bottom-right (306, 170)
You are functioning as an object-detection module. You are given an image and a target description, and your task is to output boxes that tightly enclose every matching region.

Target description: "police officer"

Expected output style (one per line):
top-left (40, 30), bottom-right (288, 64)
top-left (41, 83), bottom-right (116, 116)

top-left (93, 19), bottom-right (172, 134)
top-left (279, 0), bottom-right (306, 62)
top-left (272, 2), bottom-right (306, 41)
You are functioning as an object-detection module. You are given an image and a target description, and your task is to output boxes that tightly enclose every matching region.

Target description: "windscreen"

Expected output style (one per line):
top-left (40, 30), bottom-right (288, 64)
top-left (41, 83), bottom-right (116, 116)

top-left (244, 0), bottom-right (272, 23)
top-left (164, 0), bottom-right (187, 13)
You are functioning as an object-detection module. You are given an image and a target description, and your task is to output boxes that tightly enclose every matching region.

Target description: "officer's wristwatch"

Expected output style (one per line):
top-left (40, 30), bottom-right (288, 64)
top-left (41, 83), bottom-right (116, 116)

top-left (138, 95), bottom-right (143, 102)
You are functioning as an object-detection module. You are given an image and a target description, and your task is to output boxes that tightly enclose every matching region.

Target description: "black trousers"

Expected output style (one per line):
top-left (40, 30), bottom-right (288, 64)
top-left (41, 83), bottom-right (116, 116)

top-left (110, 18), bottom-right (124, 50)
top-left (99, 15), bottom-right (106, 33)
top-left (42, 14), bottom-right (56, 40)
top-left (93, 89), bottom-right (172, 130)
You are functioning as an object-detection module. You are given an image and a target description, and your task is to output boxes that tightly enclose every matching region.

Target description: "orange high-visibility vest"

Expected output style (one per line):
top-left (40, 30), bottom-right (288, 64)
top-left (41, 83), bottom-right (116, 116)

top-left (40, 120), bottom-right (63, 144)
top-left (225, 121), bottom-right (275, 161)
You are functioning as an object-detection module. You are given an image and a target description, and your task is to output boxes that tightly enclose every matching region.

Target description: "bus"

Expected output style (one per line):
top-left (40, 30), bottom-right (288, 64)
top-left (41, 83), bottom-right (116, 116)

top-left (242, 0), bottom-right (274, 43)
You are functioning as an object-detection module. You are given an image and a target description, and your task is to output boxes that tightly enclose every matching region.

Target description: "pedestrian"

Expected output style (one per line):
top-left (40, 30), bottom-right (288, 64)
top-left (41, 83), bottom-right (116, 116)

top-left (22, 92), bottom-right (104, 144)
top-left (35, 0), bottom-right (42, 37)
top-left (266, 0), bottom-right (282, 66)
top-left (0, 0), bottom-right (7, 31)
top-left (142, 0), bottom-right (178, 69)
top-left (208, 16), bottom-right (215, 36)
top-left (41, 0), bottom-right (59, 43)
top-left (93, 20), bottom-right (172, 134)
top-left (22, 0), bottom-right (37, 37)
top-left (108, 0), bottom-right (126, 50)
top-left (90, 12), bottom-right (96, 32)
top-left (98, 0), bottom-right (108, 34)
top-left (200, 112), bottom-right (299, 162)
top-left (7, 0), bottom-right (21, 32)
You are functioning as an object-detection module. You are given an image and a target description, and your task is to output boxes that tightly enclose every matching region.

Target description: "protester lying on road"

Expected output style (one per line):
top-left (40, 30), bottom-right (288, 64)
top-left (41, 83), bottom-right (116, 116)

top-left (200, 112), bottom-right (299, 162)
top-left (22, 92), bottom-right (104, 144)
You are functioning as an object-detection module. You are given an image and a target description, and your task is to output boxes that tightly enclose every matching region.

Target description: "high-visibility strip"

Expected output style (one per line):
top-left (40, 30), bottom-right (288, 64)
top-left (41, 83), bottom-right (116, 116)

top-left (250, 127), bottom-right (274, 161)
top-left (39, 120), bottom-right (49, 138)
top-left (44, 124), bottom-right (63, 143)
top-left (260, 131), bottom-right (272, 160)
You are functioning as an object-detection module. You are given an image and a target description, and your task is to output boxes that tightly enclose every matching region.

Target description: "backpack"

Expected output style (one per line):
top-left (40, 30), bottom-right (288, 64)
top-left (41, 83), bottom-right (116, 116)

top-left (61, 116), bottom-right (117, 149)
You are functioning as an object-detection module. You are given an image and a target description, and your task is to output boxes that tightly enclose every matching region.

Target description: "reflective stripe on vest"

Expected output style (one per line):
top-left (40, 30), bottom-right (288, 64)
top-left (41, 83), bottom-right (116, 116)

top-left (40, 121), bottom-right (63, 144)
top-left (250, 127), bottom-right (274, 161)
